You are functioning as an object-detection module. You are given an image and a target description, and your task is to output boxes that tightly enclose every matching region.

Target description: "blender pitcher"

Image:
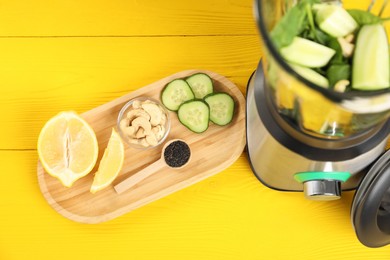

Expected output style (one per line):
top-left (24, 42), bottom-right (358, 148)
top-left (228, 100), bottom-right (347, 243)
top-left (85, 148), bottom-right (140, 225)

top-left (246, 0), bottom-right (390, 246)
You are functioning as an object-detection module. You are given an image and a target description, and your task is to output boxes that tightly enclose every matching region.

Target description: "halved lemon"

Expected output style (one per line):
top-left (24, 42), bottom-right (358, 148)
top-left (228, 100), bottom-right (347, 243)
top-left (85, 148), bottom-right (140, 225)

top-left (37, 111), bottom-right (99, 187)
top-left (90, 128), bottom-right (124, 193)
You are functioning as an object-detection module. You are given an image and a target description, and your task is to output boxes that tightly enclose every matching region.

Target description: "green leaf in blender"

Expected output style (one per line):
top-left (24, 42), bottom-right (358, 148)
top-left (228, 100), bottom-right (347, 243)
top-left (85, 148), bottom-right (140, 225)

top-left (327, 37), bottom-right (346, 65)
top-left (280, 36), bottom-right (335, 68)
top-left (347, 9), bottom-right (390, 26)
top-left (270, 0), bottom-right (319, 50)
top-left (352, 24), bottom-right (390, 90)
top-left (315, 3), bottom-right (358, 37)
top-left (326, 64), bottom-right (351, 89)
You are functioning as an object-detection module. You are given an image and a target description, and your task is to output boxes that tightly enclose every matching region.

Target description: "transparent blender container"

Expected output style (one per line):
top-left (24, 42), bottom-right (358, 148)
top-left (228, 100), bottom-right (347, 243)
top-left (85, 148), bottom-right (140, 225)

top-left (255, 0), bottom-right (390, 145)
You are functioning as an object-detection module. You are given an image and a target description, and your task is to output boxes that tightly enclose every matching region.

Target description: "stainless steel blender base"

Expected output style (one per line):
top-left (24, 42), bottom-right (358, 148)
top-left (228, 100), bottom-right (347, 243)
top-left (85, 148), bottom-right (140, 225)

top-left (246, 64), bottom-right (389, 193)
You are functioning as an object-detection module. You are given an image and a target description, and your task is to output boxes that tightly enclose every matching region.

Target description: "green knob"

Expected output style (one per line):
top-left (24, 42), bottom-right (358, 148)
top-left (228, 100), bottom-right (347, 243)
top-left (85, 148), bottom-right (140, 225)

top-left (294, 171), bottom-right (351, 183)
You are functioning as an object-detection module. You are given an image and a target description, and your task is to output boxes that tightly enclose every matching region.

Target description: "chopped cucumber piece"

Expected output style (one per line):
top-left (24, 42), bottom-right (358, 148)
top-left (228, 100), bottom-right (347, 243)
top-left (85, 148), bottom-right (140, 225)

top-left (186, 73), bottom-right (214, 99)
top-left (290, 63), bottom-right (329, 88)
top-left (204, 93), bottom-right (235, 126)
top-left (280, 37), bottom-right (335, 68)
top-left (352, 24), bottom-right (390, 90)
top-left (161, 79), bottom-right (195, 111)
top-left (315, 4), bottom-right (358, 37)
top-left (178, 100), bottom-right (210, 133)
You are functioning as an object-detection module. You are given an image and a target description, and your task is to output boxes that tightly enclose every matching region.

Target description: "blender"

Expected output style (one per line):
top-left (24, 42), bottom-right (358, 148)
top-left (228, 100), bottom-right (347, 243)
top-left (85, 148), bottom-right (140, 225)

top-left (246, 0), bottom-right (390, 247)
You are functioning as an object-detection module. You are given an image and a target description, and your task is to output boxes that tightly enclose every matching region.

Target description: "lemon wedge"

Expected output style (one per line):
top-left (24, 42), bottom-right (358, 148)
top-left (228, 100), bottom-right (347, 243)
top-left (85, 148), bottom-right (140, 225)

top-left (90, 128), bottom-right (124, 193)
top-left (37, 111), bottom-right (99, 187)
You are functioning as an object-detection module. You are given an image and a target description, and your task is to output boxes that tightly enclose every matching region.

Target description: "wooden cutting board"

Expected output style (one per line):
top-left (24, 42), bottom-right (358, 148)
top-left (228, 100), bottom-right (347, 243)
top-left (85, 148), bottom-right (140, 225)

top-left (37, 69), bottom-right (246, 223)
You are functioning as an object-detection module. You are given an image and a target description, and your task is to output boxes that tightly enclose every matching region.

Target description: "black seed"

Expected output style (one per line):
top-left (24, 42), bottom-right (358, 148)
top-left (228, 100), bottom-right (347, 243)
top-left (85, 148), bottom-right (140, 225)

top-left (163, 140), bottom-right (191, 168)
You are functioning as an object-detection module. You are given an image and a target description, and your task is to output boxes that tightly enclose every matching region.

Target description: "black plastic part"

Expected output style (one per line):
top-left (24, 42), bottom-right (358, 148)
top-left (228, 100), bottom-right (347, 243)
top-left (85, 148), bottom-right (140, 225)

top-left (352, 149), bottom-right (390, 248)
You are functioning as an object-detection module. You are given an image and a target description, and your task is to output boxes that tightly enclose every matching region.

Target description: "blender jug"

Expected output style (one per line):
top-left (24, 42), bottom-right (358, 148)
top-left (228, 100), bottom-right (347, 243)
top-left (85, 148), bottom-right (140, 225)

top-left (246, 0), bottom-right (390, 247)
top-left (259, 0), bottom-right (390, 139)
top-left (247, 0), bottom-right (390, 198)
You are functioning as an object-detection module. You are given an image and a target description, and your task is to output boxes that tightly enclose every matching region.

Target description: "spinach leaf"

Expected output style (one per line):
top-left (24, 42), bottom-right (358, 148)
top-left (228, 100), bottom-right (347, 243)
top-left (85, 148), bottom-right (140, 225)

top-left (325, 37), bottom-right (351, 87)
top-left (326, 64), bottom-right (351, 87)
top-left (270, 0), bottom-right (320, 50)
top-left (270, 4), bottom-right (308, 49)
top-left (306, 2), bottom-right (316, 37)
top-left (314, 27), bottom-right (331, 45)
top-left (347, 9), bottom-right (388, 26)
top-left (302, 26), bottom-right (331, 45)
top-left (327, 38), bottom-right (345, 65)
top-left (313, 67), bottom-right (326, 76)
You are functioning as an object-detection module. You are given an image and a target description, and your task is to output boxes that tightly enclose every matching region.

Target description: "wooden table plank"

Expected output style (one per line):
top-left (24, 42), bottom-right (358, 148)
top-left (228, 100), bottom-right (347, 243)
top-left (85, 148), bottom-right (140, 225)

top-left (0, 35), bottom-right (261, 149)
top-left (2, 1), bottom-right (390, 259)
top-left (0, 0), bottom-right (255, 37)
top-left (2, 151), bottom-right (390, 259)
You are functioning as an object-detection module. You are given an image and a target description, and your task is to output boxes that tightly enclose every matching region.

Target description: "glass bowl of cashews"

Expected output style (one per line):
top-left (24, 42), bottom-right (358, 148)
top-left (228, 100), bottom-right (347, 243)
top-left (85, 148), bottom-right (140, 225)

top-left (117, 97), bottom-right (171, 149)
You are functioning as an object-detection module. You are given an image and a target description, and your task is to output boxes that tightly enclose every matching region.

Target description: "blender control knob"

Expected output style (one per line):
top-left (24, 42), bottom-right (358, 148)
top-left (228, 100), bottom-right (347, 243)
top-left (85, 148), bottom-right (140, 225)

top-left (303, 180), bottom-right (341, 201)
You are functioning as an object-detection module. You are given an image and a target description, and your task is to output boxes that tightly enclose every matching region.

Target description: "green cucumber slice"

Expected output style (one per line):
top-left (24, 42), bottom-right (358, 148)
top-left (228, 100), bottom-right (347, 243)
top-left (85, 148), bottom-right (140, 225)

top-left (185, 73), bottom-right (214, 99)
top-left (352, 24), bottom-right (390, 90)
top-left (290, 63), bottom-right (329, 88)
top-left (161, 79), bottom-right (195, 111)
top-left (178, 100), bottom-right (209, 133)
top-left (204, 92), bottom-right (235, 126)
top-left (315, 4), bottom-right (358, 38)
top-left (280, 37), bottom-right (335, 68)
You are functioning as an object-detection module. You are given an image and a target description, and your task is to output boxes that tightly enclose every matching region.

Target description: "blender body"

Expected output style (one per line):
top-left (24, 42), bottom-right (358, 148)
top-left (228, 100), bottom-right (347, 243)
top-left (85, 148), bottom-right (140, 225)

top-left (247, 0), bottom-right (390, 199)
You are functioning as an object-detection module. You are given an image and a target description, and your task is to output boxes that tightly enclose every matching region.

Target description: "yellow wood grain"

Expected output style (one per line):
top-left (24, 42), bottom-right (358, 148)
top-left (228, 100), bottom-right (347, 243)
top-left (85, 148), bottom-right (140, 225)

top-left (0, 0), bottom-right (255, 36)
top-left (0, 36), bottom-right (260, 149)
top-left (2, 151), bottom-right (390, 259)
top-left (1, 0), bottom-right (390, 259)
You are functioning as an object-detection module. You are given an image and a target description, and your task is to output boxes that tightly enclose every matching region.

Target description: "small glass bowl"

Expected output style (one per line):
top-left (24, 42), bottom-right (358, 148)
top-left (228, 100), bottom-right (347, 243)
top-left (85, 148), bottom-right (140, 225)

top-left (117, 97), bottom-right (171, 150)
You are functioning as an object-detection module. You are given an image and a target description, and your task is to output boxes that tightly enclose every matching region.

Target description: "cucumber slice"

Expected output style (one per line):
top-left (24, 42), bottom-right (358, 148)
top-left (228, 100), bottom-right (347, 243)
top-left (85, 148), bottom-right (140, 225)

top-left (315, 4), bottom-right (358, 38)
top-left (204, 93), bottom-right (235, 126)
top-left (161, 79), bottom-right (195, 111)
top-left (290, 63), bottom-right (329, 88)
top-left (185, 73), bottom-right (214, 99)
top-left (352, 24), bottom-right (390, 90)
top-left (178, 100), bottom-right (209, 133)
top-left (280, 37), bottom-right (336, 68)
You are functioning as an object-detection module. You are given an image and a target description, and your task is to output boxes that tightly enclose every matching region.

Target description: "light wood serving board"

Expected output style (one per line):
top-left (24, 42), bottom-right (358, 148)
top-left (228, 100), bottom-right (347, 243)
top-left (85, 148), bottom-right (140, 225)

top-left (37, 69), bottom-right (246, 223)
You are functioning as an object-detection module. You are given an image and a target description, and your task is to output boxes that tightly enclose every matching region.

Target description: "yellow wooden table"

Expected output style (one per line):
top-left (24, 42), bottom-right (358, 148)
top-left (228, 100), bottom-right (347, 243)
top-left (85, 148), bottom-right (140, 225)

top-left (1, 0), bottom-right (390, 259)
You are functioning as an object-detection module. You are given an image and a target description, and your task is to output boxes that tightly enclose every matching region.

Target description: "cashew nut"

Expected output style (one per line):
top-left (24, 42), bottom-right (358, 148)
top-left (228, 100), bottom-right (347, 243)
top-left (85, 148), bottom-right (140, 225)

top-left (119, 117), bottom-right (130, 130)
top-left (345, 34), bottom-right (354, 43)
top-left (124, 126), bottom-right (136, 137)
top-left (135, 128), bottom-right (146, 138)
top-left (139, 138), bottom-right (149, 147)
top-left (146, 134), bottom-right (158, 146)
top-left (131, 116), bottom-right (152, 134)
top-left (334, 79), bottom-right (350, 92)
top-left (126, 109), bottom-right (150, 122)
top-left (119, 99), bottom-right (168, 147)
top-left (152, 125), bottom-right (165, 140)
top-left (142, 103), bottom-right (163, 126)
top-left (128, 137), bottom-right (148, 147)
top-left (132, 100), bottom-right (142, 109)
top-left (337, 37), bottom-right (354, 58)
top-left (160, 114), bottom-right (167, 126)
